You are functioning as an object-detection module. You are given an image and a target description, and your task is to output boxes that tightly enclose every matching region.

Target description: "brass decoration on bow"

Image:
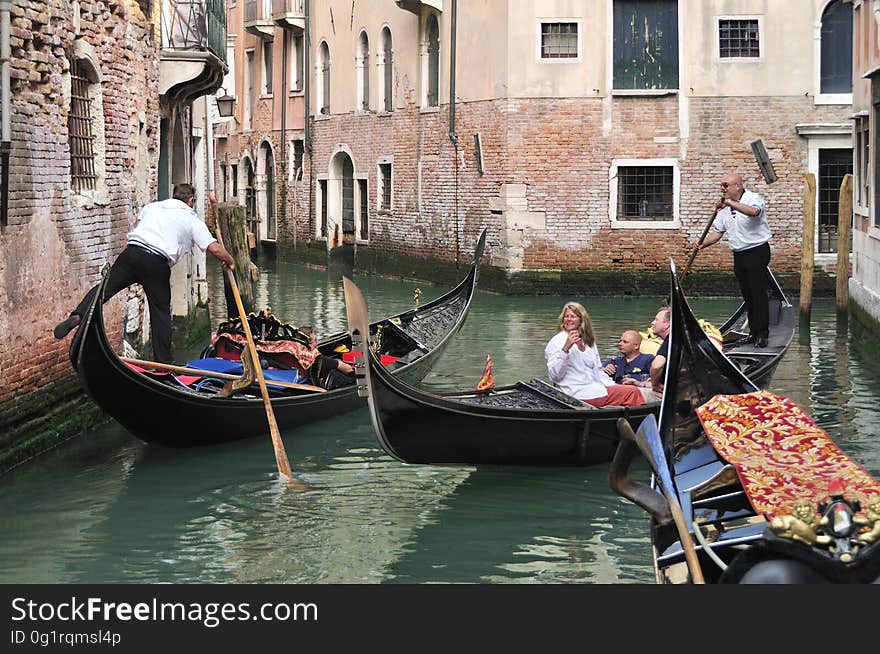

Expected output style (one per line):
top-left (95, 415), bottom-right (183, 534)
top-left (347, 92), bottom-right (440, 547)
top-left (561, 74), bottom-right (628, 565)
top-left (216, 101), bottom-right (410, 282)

top-left (413, 288), bottom-right (422, 309)
top-left (769, 499), bottom-right (825, 546)
top-left (770, 493), bottom-right (880, 563)
top-left (856, 496), bottom-right (880, 545)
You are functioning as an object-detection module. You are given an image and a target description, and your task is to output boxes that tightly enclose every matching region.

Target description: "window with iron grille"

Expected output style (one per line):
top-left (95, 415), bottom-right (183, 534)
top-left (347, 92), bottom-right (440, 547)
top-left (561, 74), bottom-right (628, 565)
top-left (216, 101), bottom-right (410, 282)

top-left (540, 22), bottom-right (578, 59)
top-left (613, 0), bottom-right (678, 90)
top-left (68, 58), bottom-right (97, 193)
top-left (818, 149), bottom-right (852, 253)
top-left (616, 166), bottom-right (674, 222)
top-left (719, 19), bottom-right (760, 58)
top-left (379, 162), bottom-right (392, 211)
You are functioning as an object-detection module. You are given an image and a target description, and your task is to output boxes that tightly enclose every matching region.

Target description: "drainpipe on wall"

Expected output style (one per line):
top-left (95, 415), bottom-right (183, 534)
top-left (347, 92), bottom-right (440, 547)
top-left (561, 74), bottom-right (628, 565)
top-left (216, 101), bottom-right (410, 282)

top-left (304, 0), bottom-right (313, 240)
top-left (448, 0), bottom-right (459, 265)
top-left (205, 95), bottom-right (214, 194)
top-left (0, 0), bottom-right (11, 229)
top-left (280, 30), bottom-right (288, 242)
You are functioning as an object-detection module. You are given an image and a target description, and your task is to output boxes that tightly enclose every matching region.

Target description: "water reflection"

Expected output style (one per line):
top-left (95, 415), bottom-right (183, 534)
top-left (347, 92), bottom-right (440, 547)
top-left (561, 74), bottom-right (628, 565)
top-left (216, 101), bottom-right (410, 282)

top-left (2, 256), bottom-right (879, 584)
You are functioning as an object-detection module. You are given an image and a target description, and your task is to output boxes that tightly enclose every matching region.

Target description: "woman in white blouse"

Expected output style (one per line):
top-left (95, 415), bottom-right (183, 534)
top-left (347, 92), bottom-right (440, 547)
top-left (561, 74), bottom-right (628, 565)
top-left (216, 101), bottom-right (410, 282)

top-left (544, 302), bottom-right (644, 408)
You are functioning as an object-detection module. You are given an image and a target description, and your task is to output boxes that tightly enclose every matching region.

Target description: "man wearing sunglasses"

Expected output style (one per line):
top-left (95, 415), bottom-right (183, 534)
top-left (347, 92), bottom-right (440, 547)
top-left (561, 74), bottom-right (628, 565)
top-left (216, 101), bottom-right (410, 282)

top-left (691, 172), bottom-right (771, 348)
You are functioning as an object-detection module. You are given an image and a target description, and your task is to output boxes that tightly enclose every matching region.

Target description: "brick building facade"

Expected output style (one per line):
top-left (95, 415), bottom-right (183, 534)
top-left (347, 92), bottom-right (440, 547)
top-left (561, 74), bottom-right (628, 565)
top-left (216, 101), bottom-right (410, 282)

top-left (0, 0), bottom-right (226, 471)
top-left (219, 1), bottom-right (854, 292)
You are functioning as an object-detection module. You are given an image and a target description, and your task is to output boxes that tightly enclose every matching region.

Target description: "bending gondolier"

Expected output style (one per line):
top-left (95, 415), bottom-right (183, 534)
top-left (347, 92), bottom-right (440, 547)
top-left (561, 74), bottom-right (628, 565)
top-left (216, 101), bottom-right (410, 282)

top-left (691, 172), bottom-right (772, 348)
top-left (53, 183), bottom-right (235, 363)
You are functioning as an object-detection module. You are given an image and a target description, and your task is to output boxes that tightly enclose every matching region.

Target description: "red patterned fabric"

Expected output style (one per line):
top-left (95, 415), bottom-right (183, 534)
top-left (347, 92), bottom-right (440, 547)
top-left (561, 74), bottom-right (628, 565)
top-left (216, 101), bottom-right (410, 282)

top-left (212, 333), bottom-right (319, 370)
top-left (695, 390), bottom-right (880, 520)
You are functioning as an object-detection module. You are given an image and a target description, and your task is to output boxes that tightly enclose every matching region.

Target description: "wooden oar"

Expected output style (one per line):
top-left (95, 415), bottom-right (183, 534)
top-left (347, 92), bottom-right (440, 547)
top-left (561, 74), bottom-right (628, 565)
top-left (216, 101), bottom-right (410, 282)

top-left (121, 357), bottom-right (326, 393)
top-left (226, 268), bottom-right (293, 478)
top-left (212, 212), bottom-right (292, 479)
top-left (678, 207), bottom-right (721, 285)
top-left (617, 416), bottom-right (705, 584)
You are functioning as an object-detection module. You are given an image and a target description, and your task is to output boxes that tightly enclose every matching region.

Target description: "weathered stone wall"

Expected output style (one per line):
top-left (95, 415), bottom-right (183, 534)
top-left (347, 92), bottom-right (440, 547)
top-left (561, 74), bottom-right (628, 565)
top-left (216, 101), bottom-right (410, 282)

top-left (0, 0), bottom-right (159, 467)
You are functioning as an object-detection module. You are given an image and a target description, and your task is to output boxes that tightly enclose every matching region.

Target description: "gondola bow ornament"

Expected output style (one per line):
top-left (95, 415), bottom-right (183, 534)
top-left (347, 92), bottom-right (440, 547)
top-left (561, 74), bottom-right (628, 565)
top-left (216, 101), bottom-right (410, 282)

top-left (475, 354), bottom-right (495, 391)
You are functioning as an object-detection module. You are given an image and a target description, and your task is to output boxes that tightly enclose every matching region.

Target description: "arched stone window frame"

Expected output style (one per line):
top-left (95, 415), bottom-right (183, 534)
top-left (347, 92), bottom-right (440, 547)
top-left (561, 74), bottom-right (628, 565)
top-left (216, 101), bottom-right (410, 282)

top-left (356, 30), bottom-right (370, 111)
top-left (66, 38), bottom-right (108, 207)
top-left (378, 25), bottom-right (394, 113)
top-left (317, 40), bottom-right (331, 116)
top-left (815, 0), bottom-right (853, 105)
top-left (421, 12), bottom-right (440, 109)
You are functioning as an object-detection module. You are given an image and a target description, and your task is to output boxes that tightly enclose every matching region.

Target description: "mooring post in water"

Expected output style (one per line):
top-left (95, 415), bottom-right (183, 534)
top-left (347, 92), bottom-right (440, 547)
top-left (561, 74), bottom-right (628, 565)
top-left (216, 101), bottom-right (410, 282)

top-left (836, 174), bottom-right (852, 314)
top-left (800, 173), bottom-right (816, 317)
top-left (217, 202), bottom-right (258, 317)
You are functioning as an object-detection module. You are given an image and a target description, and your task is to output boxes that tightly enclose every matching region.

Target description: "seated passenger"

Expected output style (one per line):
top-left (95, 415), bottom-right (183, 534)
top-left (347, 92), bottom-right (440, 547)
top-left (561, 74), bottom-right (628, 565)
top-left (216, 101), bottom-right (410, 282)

top-left (544, 302), bottom-right (644, 408)
top-left (602, 330), bottom-right (659, 402)
top-left (648, 307), bottom-right (671, 394)
top-left (300, 325), bottom-right (355, 388)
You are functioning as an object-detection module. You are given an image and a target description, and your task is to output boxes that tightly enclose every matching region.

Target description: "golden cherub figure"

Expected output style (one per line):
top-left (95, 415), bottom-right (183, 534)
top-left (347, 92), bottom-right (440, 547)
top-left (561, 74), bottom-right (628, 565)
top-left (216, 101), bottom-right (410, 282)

top-left (857, 496), bottom-right (880, 545)
top-left (770, 499), bottom-right (826, 546)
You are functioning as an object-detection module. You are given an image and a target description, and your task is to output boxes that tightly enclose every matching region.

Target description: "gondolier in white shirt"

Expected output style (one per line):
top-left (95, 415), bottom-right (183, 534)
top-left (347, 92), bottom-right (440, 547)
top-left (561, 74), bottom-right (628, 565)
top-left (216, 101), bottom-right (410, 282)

top-left (691, 172), bottom-right (772, 348)
top-left (53, 183), bottom-right (235, 363)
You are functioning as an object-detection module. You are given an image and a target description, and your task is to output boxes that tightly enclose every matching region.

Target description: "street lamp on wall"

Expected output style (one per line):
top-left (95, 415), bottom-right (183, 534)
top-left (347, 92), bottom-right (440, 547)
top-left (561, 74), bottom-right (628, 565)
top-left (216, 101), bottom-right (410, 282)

top-left (215, 88), bottom-right (236, 118)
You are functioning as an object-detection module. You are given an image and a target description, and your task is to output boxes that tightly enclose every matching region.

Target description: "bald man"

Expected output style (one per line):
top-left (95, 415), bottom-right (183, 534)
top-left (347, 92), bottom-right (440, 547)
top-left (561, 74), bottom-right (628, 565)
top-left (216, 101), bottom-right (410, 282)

top-left (602, 330), bottom-right (656, 393)
top-left (691, 171), bottom-right (772, 348)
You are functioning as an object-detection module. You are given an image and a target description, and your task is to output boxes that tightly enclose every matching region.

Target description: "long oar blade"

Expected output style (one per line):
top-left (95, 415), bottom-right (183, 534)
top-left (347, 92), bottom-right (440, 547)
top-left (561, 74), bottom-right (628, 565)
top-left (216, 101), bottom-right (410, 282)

top-left (623, 415), bottom-right (705, 584)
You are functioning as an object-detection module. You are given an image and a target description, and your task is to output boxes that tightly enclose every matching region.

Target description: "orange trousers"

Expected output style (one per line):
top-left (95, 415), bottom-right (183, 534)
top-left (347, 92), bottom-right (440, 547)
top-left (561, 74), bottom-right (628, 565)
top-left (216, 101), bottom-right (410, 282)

top-left (583, 384), bottom-right (645, 408)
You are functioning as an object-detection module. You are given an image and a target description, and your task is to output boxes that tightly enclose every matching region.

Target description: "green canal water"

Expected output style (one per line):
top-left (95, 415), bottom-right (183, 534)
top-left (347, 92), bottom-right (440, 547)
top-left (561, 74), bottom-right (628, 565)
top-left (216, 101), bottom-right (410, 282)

top-left (2, 255), bottom-right (879, 584)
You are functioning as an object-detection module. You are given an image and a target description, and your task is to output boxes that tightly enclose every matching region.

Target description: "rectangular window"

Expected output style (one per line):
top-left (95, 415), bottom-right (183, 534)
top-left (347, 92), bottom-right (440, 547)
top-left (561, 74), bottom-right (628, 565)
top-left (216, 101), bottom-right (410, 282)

top-left (245, 50), bottom-right (255, 127)
top-left (855, 116), bottom-right (869, 210)
top-left (68, 59), bottom-right (97, 193)
top-left (358, 179), bottom-right (369, 240)
top-left (292, 139), bottom-right (304, 179)
top-left (319, 179), bottom-right (328, 237)
top-left (262, 40), bottom-right (273, 95)
top-left (718, 19), bottom-right (760, 58)
top-left (617, 165), bottom-right (674, 222)
top-left (231, 163), bottom-right (238, 198)
top-left (818, 149), bottom-right (853, 253)
top-left (378, 162), bottom-right (392, 211)
top-left (291, 33), bottom-right (304, 92)
top-left (540, 22), bottom-right (578, 59)
top-left (613, 0), bottom-right (679, 90)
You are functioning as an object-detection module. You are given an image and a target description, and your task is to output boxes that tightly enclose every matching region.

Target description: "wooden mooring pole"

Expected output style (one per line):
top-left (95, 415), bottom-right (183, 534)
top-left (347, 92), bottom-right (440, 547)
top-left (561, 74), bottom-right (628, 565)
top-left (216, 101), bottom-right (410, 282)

top-left (836, 174), bottom-right (853, 314)
top-left (800, 173), bottom-right (816, 317)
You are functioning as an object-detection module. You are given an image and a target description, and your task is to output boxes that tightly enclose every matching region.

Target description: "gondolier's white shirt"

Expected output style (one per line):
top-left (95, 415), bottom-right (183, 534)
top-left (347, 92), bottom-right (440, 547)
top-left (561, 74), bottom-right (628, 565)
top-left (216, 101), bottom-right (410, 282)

top-left (712, 189), bottom-right (771, 252)
top-left (545, 331), bottom-right (614, 401)
top-left (127, 198), bottom-right (216, 266)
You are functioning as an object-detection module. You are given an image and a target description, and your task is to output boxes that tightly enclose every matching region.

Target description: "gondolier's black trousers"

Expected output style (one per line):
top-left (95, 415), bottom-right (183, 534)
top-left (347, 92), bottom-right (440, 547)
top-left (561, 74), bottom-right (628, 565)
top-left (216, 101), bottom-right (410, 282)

top-left (732, 242), bottom-right (771, 340)
top-left (72, 244), bottom-right (173, 363)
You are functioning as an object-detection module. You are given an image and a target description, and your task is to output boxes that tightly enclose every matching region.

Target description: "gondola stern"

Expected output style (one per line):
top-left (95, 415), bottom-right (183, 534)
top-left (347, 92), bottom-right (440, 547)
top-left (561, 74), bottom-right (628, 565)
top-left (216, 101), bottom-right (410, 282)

top-left (343, 276), bottom-right (410, 464)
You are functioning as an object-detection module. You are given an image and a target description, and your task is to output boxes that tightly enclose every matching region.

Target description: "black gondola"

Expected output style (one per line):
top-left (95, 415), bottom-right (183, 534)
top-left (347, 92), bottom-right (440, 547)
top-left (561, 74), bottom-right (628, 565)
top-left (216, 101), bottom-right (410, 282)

top-left (67, 230), bottom-right (487, 447)
top-left (342, 268), bottom-right (794, 467)
top-left (609, 261), bottom-right (880, 584)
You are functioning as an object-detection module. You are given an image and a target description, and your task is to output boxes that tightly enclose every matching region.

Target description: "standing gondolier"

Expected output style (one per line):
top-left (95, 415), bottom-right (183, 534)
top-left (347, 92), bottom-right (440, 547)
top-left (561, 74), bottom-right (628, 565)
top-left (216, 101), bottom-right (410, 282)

top-left (53, 183), bottom-right (235, 363)
top-left (691, 172), bottom-right (772, 348)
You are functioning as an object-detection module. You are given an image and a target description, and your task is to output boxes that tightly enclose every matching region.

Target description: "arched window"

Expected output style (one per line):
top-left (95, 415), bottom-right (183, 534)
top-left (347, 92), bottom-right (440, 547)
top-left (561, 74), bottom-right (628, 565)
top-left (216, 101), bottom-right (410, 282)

top-left (425, 14), bottom-right (440, 107)
top-left (67, 40), bottom-right (106, 198)
top-left (261, 142), bottom-right (276, 240)
top-left (379, 27), bottom-right (393, 112)
top-left (357, 31), bottom-right (370, 110)
top-left (318, 41), bottom-right (331, 115)
top-left (820, 0), bottom-right (852, 95)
